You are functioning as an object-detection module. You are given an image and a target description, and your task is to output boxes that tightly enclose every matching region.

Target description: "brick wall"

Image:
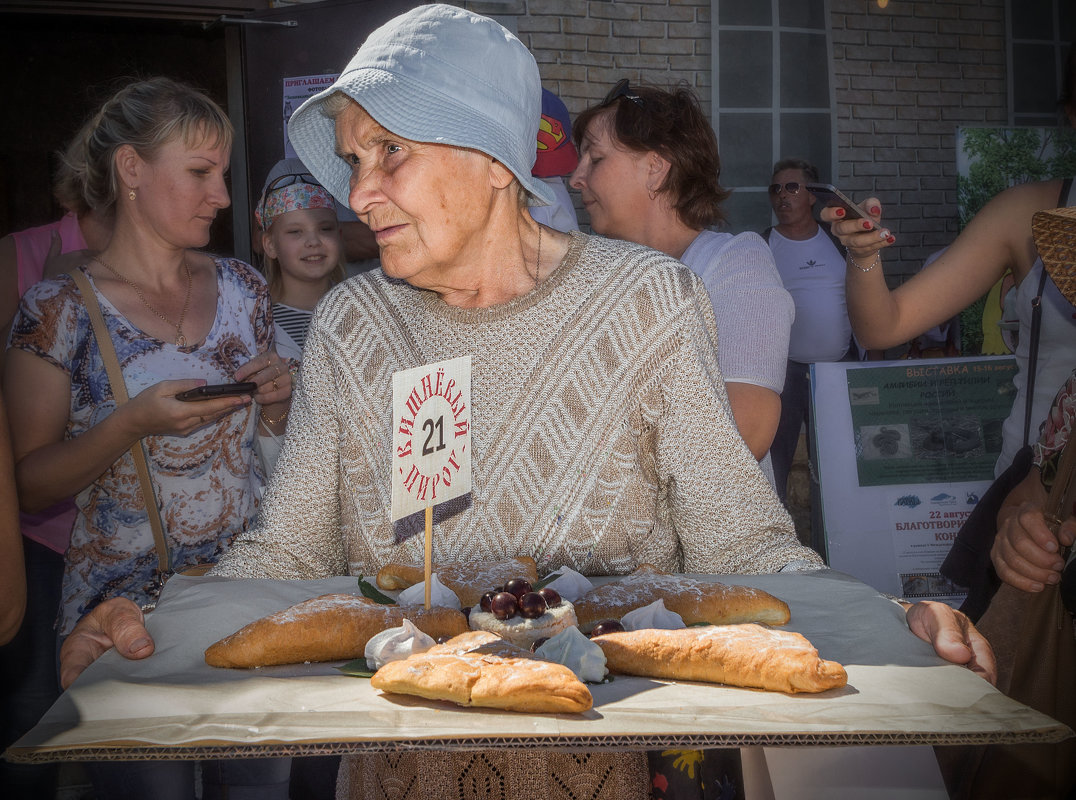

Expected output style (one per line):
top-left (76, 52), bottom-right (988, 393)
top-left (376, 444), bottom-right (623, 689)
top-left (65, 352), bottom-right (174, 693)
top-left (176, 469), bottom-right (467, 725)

top-left (472, 0), bottom-right (1010, 282)
top-left (829, 0), bottom-right (1007, 280)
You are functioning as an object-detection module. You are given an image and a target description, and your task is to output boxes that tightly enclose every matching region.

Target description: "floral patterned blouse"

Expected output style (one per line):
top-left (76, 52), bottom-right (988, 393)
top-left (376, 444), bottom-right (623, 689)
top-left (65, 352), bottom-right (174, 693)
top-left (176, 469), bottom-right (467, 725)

top-left (10, 257), bottom-right (271, 635)
top-left (1034, 367), bottom-right (1076, 500)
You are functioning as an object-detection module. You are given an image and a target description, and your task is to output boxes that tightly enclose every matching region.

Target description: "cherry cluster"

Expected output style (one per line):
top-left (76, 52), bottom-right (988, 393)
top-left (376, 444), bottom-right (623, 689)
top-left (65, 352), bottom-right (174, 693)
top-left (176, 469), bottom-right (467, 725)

top-left (479, 578), bottom-right (562, 621)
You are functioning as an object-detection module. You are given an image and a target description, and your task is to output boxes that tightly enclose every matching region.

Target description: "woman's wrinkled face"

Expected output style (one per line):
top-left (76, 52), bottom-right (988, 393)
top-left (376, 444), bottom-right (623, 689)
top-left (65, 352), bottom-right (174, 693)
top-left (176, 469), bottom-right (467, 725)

top-left (569, 109), bottom-right (652, 241)
top-left (134, 132), bottom-right (231, 249)
top-left (334, 102), bottom-right (501, 288)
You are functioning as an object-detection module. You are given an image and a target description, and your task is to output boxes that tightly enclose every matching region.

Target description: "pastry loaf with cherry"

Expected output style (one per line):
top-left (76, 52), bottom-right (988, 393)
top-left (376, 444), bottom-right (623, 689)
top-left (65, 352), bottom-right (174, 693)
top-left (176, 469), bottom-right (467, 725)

top-left (204, 594), bottom-right (468, 668)
top-left (594, 624), bottom-right (847, 694)
top-left (574, 570), bottom-right (790, 630)
top-left (371, 630), bottom-right (593, 713)
top-left (376, 556), bottom-right (538, 607)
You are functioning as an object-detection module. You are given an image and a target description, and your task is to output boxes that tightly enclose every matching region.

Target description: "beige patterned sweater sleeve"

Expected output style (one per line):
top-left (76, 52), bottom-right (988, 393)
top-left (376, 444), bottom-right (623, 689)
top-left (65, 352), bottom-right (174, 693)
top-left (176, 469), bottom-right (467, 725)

top-left (213, 232), bottom-right (820, 581)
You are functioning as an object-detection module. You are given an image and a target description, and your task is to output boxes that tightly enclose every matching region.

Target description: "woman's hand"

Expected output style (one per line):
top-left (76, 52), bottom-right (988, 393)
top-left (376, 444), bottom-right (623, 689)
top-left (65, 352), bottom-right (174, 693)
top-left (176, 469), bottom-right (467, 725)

top-left (59, 597), bottom-right (154, 689)
top-left (235, 350), bottom-right (293, 435)
top-left (235, 349), bottom-right (292, 407)
top-left (818, 196), bottom-right (894, 264)
top-left (125, 379), bottom-right (252, 438)
top-left (905, 600), bottom-right (997, 685)
top-left (993, 501), bottom-right (1073, 593)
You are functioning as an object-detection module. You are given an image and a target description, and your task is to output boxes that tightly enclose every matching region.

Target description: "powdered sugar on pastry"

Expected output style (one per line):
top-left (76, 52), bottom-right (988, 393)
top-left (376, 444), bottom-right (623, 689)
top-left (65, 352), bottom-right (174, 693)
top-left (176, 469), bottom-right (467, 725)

top-left (574, 572), bottom-right (790, 630)
top-left (204, 594), bottom-right (468, 668)
top-left (376, 557), bottom-right (538, 607)
top-left (371, 630), bottom-right (593, 713)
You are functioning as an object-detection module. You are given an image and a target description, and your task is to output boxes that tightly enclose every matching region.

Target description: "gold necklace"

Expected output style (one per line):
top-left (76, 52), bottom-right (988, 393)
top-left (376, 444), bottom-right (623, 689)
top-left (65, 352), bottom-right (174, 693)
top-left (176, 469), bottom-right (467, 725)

top-left (95, 256), bottom-right (193, 347)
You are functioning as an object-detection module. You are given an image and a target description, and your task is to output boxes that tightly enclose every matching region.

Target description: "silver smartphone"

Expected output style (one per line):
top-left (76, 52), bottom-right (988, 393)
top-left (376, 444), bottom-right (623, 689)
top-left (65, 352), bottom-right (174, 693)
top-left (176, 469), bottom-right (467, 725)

top-left (805, 183), bottom-right (873, 222)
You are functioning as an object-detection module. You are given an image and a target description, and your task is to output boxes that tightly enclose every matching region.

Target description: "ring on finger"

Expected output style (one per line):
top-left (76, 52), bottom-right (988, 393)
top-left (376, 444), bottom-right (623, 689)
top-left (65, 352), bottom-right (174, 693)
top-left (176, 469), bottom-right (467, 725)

top-left (271, 378), bottom-right (279, 391)
top-left (274, 362), bottom-right (282, 378)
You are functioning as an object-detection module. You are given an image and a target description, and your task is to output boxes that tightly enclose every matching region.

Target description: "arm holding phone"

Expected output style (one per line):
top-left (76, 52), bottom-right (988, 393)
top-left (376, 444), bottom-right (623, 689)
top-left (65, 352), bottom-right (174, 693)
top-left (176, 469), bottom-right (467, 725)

top-left (818, 178), bottom-right (1061, 350)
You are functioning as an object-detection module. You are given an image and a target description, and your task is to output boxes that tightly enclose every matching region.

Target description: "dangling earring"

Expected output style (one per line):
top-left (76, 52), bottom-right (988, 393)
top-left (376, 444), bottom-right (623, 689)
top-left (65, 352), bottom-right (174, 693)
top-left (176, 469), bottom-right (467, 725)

top-left (647, 187), bottom-right (657, 201)
top-left (128, 189), bottom-right (136, 201)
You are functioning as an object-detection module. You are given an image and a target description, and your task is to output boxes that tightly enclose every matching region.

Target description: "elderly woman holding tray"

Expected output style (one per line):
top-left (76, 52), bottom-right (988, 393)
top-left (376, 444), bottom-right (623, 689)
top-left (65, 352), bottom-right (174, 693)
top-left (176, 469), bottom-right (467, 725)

top-left (59, 6), bottom-right (996, 799)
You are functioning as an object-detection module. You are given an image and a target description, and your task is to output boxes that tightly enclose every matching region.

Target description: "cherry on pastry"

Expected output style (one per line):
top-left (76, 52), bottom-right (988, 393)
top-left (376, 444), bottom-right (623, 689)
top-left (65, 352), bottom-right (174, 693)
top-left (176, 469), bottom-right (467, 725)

top-left (490, 591), bottom-right (518, 620)
top-left (537, 587), bottom-right (561, 608)
top-left (518, 591), bottom-right (548, 619)
top-left (589, 619), bottom-right (625, 637)
top-left (504, 577), bottom-right (533, 600)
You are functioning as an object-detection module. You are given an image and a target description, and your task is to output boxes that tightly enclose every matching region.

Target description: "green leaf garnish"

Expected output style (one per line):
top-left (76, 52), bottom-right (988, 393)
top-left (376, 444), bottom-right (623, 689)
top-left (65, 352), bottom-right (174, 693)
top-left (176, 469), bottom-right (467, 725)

top-left (357, 575), bottom-right (396, 605)
top-left (533, 572), bottom-right (563, 590)
top-left (337, 658), bottom-right (376, 678)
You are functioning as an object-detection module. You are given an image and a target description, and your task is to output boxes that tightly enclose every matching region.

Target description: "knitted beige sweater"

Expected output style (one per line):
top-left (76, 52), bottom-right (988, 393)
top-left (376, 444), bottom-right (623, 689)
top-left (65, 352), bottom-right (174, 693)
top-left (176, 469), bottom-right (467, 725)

top-left (215, 232), bottom-right (816, 581)
top-left (213, 232), bottom-right (819, 799)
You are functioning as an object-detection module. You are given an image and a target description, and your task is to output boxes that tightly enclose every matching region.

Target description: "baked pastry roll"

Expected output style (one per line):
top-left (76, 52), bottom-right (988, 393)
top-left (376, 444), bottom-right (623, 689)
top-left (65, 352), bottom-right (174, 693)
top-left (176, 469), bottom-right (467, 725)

top-left (204, 594), bottom-right (468, 668)
top-left (376, 556), bottom-right (539, 607)
top-left (593, 624), bottom-right (847, 693)
top-left (370, 630), bottom-right (593, 713)
top-left (574, 569), bottom-right (790, 630)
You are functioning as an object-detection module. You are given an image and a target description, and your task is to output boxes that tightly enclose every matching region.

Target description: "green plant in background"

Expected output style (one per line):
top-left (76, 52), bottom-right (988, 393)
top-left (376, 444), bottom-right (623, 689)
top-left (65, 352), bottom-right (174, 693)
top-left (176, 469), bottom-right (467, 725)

top-left (955, 126), bottom-right (1076, 354)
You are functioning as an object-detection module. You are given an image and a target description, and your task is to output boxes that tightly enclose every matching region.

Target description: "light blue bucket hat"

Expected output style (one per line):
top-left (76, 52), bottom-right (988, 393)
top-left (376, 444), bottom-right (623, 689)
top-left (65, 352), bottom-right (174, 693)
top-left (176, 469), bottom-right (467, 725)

top-left (287, 3), bottom-right (554, 211)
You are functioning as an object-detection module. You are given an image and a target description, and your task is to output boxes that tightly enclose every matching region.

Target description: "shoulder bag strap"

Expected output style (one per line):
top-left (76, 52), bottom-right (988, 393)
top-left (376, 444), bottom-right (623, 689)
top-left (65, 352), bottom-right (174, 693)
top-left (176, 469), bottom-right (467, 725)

top-left (1023, 178), bottom-right (1074, 445)
top-left (68, 268), bottom-right (172, 576)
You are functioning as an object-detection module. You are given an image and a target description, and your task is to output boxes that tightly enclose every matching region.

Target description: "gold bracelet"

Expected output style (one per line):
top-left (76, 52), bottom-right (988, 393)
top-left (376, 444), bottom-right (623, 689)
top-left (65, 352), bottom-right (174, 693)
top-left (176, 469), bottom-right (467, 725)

top-left (260, 407), bottom-right (289, 426)
top-left (847, 250), bottom-right (881, 273)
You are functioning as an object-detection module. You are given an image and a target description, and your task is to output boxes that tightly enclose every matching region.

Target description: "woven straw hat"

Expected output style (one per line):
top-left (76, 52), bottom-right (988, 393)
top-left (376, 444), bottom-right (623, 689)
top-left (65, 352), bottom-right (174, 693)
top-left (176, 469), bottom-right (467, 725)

top-left (1032, 205), bottom-right (1076, 307)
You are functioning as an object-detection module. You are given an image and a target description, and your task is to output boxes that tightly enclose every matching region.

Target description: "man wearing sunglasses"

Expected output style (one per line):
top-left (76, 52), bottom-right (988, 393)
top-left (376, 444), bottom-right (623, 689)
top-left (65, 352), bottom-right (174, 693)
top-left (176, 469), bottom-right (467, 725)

top-left (763, 158), bottom-right (858, 511)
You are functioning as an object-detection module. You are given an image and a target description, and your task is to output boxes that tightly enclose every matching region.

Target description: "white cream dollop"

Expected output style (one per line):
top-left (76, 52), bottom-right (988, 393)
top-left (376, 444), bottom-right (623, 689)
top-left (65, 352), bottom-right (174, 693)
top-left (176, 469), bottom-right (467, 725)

top-left (620, 598), bottom-right (685, 631)
top-left (534, 626), bottom-right (608, 683)
top-left (396, 573), bottom-right (461, 609)
top-left (364, 619), bottom-right (436, 670)
top-left (542, 567), bottom-right (595, 602)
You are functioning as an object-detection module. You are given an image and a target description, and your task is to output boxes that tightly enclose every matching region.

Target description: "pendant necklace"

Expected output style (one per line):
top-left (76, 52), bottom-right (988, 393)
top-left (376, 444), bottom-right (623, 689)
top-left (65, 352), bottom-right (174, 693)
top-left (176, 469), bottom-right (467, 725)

top-left (95, 256), bottom-right (193, 347)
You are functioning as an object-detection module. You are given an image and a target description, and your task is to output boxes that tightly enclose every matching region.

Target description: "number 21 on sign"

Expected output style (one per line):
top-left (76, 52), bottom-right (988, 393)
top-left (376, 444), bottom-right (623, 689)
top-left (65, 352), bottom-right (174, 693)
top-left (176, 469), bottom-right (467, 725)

top-left (390, 356), bottom-right (473, 606)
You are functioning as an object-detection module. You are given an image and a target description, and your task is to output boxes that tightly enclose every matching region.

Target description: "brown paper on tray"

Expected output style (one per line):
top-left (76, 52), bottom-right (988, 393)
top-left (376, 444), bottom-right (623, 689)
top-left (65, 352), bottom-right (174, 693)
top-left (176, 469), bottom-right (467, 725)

top-left (6, 570), bottom-right (1071, 762)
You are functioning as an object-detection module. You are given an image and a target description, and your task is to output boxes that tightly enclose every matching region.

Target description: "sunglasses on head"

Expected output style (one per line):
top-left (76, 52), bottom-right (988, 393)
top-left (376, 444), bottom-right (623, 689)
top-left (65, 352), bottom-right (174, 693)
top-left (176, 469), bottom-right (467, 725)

top-left (601, 78), bottom-right (645, 108)
top-left (265, 172), bottom-right (319, 194)
top-left (768, 182), bottom-right (801, 195)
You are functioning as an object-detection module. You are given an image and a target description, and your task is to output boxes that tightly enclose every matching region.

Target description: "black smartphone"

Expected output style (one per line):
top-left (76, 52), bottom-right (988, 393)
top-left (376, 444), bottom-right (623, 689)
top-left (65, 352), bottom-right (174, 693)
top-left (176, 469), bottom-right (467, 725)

top-left (175, 382), bottom-right (258, 401)
top-left (805, 183), bottom-right (873, 222)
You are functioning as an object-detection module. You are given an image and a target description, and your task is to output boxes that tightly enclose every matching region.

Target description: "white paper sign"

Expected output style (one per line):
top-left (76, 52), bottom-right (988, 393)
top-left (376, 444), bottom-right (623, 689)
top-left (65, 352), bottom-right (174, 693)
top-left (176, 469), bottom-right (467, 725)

top-left (812, 356), bottom-right (1017, 605)
top-left (390, 356), bottom-right (472, 522)
top-left (282, 74), bottom-right (338, 158)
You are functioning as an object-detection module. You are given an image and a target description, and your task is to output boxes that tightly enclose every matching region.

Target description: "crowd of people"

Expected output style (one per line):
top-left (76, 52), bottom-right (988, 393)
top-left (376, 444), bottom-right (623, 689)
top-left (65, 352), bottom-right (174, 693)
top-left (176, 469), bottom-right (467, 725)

top-left (0, 3), bottom-right (1072, 800)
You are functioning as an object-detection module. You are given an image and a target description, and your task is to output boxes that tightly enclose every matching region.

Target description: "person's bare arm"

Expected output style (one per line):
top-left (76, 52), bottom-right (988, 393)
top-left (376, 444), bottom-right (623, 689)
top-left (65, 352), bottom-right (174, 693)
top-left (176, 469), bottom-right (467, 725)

top-left (726, 382), bottom-right (781, 460)
top-left (821, 179), bottom-right (1060, 350)
top-left (0, 236), bottom-right (21, 373)
top-left (0, 391), bottom-right (26, 645)
top-left (3, 349), bottom-right (248, 512)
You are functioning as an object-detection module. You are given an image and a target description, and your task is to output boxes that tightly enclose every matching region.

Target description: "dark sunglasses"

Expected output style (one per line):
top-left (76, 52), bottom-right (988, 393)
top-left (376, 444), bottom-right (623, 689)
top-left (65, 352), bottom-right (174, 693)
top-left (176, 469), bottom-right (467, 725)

top-left (601, 78), bottom-right (645, 108)
top-left (265, 172), bottom-right (319, 193)
top-left (768, 182), bottom-right (801, 195)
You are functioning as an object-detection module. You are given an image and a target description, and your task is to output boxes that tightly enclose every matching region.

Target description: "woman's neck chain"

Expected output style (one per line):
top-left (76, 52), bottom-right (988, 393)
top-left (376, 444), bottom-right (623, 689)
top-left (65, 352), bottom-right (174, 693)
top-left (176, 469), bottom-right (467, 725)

top-left (532, 224), bottom-right (543, 287)
top-left (95, 256), bottom-right (193, 347)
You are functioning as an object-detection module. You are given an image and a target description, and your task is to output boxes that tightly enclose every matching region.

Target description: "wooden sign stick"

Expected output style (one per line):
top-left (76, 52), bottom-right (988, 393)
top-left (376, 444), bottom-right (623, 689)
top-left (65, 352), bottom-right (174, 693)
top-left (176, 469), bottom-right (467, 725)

top-left (424, 506), bottom-right (433, 609)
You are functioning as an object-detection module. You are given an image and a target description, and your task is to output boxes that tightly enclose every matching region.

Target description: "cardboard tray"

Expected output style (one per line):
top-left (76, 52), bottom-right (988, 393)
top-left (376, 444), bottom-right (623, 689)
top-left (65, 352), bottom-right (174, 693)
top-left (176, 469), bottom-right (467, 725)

top-left (7, 569), bottom-right (1071, 762)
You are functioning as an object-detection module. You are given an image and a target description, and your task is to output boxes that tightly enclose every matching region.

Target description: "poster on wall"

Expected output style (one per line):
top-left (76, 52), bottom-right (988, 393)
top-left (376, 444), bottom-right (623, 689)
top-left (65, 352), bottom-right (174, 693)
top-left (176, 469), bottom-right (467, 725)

top-left (282, 74), bottom-right (339, 158)
top-left (813, 356), bottom-right (1017, 606)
